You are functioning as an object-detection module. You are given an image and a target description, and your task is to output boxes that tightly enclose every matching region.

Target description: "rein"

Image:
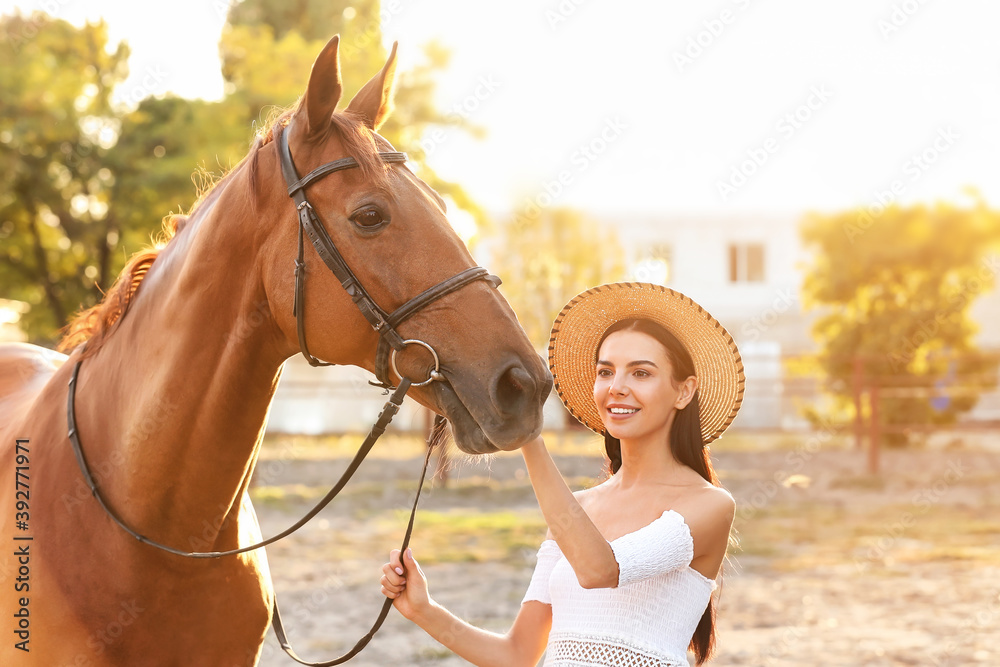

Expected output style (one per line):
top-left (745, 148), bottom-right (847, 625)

top-left (67, 360), bottom-right (433, 665)
top-left (64, 121), bottom-right (501, 665)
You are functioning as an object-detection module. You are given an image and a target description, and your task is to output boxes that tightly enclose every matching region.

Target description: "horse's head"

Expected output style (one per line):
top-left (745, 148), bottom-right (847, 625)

top-left (256, 36), bottom-right (552, 454)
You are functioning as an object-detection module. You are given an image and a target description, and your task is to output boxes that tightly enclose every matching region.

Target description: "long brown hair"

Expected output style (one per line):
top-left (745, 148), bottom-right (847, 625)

top-left (596, 318), bottom-right (722, 665)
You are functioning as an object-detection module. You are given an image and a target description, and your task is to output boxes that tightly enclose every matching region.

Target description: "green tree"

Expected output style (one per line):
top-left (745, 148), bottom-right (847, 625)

top-left (221, 0), bottom-right (488, 228)
top-left (491, 207), bottom-right (625, 349)
top-left (1, 4), bottom-right (485, 343)
top-left (0, 13), bottom-right (129, 342)
top-left (800, 198), bottom-right (1000, 445)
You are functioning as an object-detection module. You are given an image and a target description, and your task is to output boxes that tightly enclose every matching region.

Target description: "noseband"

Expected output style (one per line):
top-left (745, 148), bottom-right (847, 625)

top-left (64, 121), bottom-right (505, 666)
top-left (276, 123), bottom-right (501, 388)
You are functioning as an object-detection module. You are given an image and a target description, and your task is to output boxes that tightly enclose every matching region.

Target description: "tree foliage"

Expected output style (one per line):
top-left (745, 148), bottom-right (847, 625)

top-left (220, 0), bottom-right (487, 227)
top-left (0, 13), bottom-right (129, 340)
top-left (800, 198), bottom-right (1000, 445)
top-left (0, 3), bottom-right (480, 344)
top-left (491, 207), bottom-right (625, 349)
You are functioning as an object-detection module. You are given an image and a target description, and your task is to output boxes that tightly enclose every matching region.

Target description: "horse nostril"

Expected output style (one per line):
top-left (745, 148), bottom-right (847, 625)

top-left (493, 364), bottom-right (535, 417)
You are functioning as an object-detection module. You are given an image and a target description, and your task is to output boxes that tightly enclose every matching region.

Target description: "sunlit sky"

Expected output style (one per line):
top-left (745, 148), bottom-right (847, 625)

top-left (3, 0), bottom-right (1000, 216)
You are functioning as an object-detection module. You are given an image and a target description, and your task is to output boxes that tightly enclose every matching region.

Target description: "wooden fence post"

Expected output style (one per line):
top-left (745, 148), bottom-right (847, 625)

top-left (853, 356), bottom-right (865, 450)
top-left (867, 384), bottom-right (880, 475)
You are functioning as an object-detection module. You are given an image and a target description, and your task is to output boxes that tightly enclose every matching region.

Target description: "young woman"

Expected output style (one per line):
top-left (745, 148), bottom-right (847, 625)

top-left (380, 282), bottom-right (745, 666)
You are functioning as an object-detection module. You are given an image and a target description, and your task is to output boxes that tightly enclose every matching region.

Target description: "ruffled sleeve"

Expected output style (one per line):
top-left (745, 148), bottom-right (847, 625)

top-left (610, 510), bottom-right (694, 587)
top-left (521, 540), bottom-right (562, 605)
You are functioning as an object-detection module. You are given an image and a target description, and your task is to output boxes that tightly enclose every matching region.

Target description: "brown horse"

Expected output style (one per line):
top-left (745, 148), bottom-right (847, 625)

top-left (0, 36), bottom-right (551, 666)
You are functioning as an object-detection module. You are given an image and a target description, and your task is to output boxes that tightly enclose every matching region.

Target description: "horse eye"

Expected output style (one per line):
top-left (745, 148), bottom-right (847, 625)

top-left (351, 207), bottom-right (387, 228)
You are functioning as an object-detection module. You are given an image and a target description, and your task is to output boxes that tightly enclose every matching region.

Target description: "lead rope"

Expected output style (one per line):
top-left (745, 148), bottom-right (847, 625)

top-left (69, 355), bottom-right (441, 663)
top-left (271, 415), bottom-right (442, 666)
top-left (67, 359), bottom-right (413, 558)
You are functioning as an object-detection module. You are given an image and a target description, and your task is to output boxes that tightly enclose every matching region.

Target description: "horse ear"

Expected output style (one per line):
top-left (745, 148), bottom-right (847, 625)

top-left (345, 41), bottom-right (398, 131)
top-left (300, 35), bottom-right (344, 137)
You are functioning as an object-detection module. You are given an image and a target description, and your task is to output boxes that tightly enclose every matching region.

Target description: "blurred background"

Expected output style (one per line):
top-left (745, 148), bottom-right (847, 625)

top-left (1, 1), bottom-right (999, 665)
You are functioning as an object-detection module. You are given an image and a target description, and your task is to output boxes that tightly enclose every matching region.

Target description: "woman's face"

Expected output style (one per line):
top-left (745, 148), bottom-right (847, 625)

top-left (593, 329), bottom-right (695, 442)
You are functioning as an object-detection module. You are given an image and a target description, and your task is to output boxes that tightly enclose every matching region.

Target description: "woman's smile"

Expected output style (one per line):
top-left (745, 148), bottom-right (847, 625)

top-left (593, 329), bottom-right (681, 441)
top-left (607, 404), bottom-right (641, 417)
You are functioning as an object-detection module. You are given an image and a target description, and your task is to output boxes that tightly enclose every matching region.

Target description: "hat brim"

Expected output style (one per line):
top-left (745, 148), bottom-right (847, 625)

top-left (548, 282), bottom-right (745, 443)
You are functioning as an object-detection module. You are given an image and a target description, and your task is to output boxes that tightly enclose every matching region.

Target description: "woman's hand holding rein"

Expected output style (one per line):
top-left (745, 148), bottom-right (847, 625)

top-left (380, 548), bottom-right (429, 621)
top-left (379, 547), bottom-right (550, 667)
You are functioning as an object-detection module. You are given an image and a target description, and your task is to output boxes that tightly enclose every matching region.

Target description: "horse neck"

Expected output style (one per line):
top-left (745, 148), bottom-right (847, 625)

top-left (78, 165), bottom-right (292, 550)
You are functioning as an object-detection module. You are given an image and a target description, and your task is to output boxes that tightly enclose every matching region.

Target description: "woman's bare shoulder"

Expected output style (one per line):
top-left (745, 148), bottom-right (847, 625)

top-left (572, 475), bottom-right (615, 502)
top-left (675, 486), bottom-right (735, 553)
top-left (683, 484), bottom-right (735, 517)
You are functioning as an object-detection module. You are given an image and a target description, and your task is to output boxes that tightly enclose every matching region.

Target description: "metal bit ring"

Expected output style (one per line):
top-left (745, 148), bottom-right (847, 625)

top-left (390, 339), bottom-right (443, 388)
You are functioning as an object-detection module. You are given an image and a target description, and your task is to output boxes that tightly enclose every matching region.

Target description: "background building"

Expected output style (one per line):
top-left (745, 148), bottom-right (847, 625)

top-left (265, 213), bottom-right (1000, 434)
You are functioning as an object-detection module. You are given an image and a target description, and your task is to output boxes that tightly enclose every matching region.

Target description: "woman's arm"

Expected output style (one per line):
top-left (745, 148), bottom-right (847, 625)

top-left (520, 437), bottom-right (620, 588)
top-left (381, 548), bottom-right (551, 667)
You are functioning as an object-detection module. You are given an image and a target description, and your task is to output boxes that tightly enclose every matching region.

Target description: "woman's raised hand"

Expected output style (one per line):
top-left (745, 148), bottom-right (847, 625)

top-left (380, 548), bottom-right (431, 620)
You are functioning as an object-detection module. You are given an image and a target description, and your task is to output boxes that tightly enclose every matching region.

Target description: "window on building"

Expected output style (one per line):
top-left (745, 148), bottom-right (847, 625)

top-left (728, 243), bottom-right (765, 282)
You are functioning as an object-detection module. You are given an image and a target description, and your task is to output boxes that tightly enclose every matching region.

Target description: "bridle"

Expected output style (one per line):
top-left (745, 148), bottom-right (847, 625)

top-left (278, 122), bottom-right (500, 388)
top-left (64, 120), bottom-right (503, 665)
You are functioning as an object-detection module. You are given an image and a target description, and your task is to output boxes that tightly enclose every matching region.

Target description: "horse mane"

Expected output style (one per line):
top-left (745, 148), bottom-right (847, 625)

top-left (56, 215), bottom-right (184, 357)
top-left (57, 102), bottom-right (391, 359)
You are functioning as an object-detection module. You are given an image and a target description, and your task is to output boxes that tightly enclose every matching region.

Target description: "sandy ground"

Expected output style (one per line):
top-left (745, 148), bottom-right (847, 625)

top-left (248, 437), bottom-right (1000, 667)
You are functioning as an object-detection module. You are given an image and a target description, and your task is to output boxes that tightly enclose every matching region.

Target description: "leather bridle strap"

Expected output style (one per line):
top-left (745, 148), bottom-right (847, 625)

top-left (373, 266), bottom-right (500, 387)
top-left (65, 122), bottom-right (503, 665)
top-left (67, 353), bottom-right (434, 666)
top-left (277, 124), bottom-right (502, 386)
top-left (66, 358), bottom-right (414, 558)
top-left (279, 128), bottom-right (406, 370)
top-left (271, 416), bottom-right (441, 666)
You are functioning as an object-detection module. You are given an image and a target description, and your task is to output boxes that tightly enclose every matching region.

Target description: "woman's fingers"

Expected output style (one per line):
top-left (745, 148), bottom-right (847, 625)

top-left (382, 561), bottom-right (405, 583)
top-left (403, 548), bottom-right (422, 579)
top-left (380, 549), bottom-right (412, 602)
top-left (381, 548), bottom-right (431, 608)
top-left (381, 563), bottom-right (406, 588)
top-left (380, 574), bottom-right (405, 599)
top-left (388, 548), bottom-right (404, 573)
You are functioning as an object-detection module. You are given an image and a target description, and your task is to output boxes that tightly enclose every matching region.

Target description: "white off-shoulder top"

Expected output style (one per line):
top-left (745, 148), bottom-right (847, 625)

top-left (521, 510), bottom-right (717, 667)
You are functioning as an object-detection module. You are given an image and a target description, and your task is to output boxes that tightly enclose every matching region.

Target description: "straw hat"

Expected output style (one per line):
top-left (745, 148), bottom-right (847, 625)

top-left (548, 282), bottom-right (745, 444)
